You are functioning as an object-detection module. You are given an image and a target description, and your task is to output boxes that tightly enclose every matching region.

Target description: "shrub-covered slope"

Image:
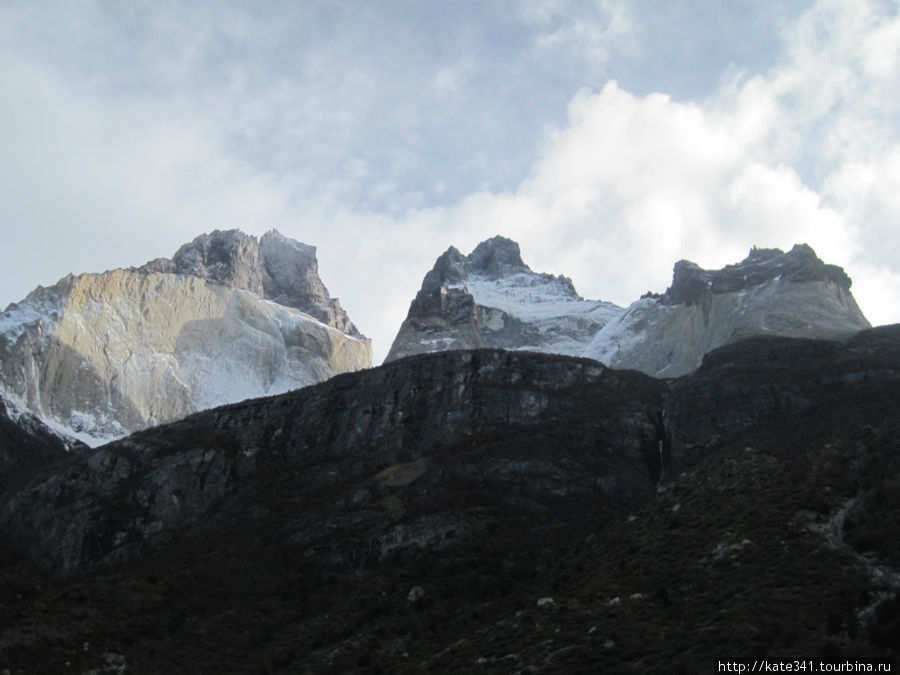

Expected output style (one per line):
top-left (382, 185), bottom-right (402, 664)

top-left (0, 326), bottom-right (898, 673)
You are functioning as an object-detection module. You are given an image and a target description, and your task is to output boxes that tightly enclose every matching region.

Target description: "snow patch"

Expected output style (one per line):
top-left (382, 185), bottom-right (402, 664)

top-left (0, 288), bottom-right (64, 343)
top-left (448, 274), bottom-right (621, 324)
top-left (581, 298), bottom-right (658, 365)
top-left (262, 297), bottom-right (370, 345)
top-left (0, 384), bottom-right (89, 450)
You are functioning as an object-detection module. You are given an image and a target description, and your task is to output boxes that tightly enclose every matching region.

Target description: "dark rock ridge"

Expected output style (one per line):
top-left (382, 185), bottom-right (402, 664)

top-left (421, 236), bottom-right (532, 286)
top-left (386, 236), bottom-right (623, 362)
top-left (4, 326), bottom-right (899, 577)
top-left (662, 243), bottom-right (852, 306)
top-left (1, 349), bottom-right (665, 575)
top-left (141, 228), bottom-right (361, 337)
top-left (0, 392), bottom-right (83, 493)
top-left (0, 326), bottom-right (899, 670)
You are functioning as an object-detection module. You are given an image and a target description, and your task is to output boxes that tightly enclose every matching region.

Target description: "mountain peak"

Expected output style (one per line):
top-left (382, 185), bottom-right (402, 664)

top-left (467, 235), bottom-right (529, 278)
top-left (140, 229), bottom-right (362, 337)
top-left (420, 236), bottom-right (530, 291)
top-left (0, 228), bottom-right (371, 445)
top-left (259, 230), bottom-right (327, 311)
top-left (421, 245), bottom-right (468, 291)
top-left (169, 229), bottom-right (264, 295)
top-left (663, 243), bottom-right (853, 307)
top-left (586, 243), bottom-right (869, 377)
top-left (386, 236), bottom-right (622, 363)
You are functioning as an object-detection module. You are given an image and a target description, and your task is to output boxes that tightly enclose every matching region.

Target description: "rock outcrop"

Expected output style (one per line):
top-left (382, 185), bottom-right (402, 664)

top-left (1, 326), bottom-right (898, 670)
top-left (387, 239), bottom-right (869, 380)
top-left (0, 349), bottom-right (664, 574)
top-left (0, 229), bottom-right (371, 444)
top-left (0, 391), bottom-right (82, 493)
top-left (138, 229), bottom-right (363, 337)
top-left (584, 244), bottom-right (870, 377)
top-left (385, 236), bottom-right (624, 362)
top-left (5, 325), bottom-right (898, 577)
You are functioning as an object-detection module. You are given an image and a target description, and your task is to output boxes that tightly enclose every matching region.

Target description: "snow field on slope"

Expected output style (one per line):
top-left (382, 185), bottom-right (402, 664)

top-left (448, 274), bottom-right (623, 324)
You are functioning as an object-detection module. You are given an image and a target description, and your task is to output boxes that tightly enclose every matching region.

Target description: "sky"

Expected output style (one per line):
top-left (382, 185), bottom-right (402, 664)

top-left (1, 0), bottom-right (899, 364)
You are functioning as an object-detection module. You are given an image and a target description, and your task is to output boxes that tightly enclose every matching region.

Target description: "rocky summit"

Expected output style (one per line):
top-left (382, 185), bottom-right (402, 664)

top-left (386, 236), bottom-right (624, 362)
top-left (0, 326), bottom-right (898, 672)
top-left (0, 231), bottom-right (896, 673)
top-left (389, 237), bottom-right (870, 378)
top-left (0, 229), bottom-right (372, 445)
top-left (584, 244), bottom-right (871, 377)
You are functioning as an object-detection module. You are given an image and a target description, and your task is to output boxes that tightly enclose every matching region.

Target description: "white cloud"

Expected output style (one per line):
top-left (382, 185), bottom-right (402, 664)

top-left (432, 59), bottom-right (474, 99)
top-left (523, 0), bottom-right (635, 68)
top-left (383, 0), bottom-right (899, 343)
top-left (850, 265), bottom-right (900, 328)
top-left (1, 0), bottom-right (898, 366)
top-left (491, 3), bottom-right (893, 305)
top-left (0, 45), bottom-right (297, 293)
top-left (408, 81), bottom-right (858, 312)
top-left (770, 0), bottom-right (900, 322)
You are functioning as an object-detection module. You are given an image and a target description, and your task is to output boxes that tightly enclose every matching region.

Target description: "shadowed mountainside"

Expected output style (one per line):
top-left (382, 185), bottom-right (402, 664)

top-left (0, 326), bottom-right (898, 673)
top-left (0, 393), bottom-right (82, 494)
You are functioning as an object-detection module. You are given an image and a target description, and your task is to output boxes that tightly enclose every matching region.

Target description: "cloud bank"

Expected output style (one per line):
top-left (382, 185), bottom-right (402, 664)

top-left (0, 0), bottom-right (898, 363)
top-left (392, 0), bottom-right (900, 348)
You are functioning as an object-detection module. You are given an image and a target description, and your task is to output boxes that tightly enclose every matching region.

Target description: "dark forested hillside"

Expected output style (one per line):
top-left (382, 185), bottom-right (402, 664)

top-left (1, 327), bottom-right (898, 673)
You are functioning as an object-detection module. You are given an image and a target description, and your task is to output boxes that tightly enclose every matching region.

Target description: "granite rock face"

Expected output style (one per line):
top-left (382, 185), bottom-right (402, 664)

top-left (0, 229), bottom-right (371, 445)
top-left (584, 244), bottom-right (871, 377)
top-left (386, 236), bottom-right (623, 362)
top-left (661, 244), bottom-right (853, 305)
top-left (142, 229), bottom-right (362, 336)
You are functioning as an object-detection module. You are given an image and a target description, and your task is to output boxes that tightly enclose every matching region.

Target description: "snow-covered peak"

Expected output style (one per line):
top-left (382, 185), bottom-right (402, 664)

top-left (448, 272), bottom-right (593, 323)
top-left (0, 282), bottom-right (65, 342)
top-left (388, 238), bottom-right (870, 374)
top-left (386, 236), bottom-right (624, 362)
